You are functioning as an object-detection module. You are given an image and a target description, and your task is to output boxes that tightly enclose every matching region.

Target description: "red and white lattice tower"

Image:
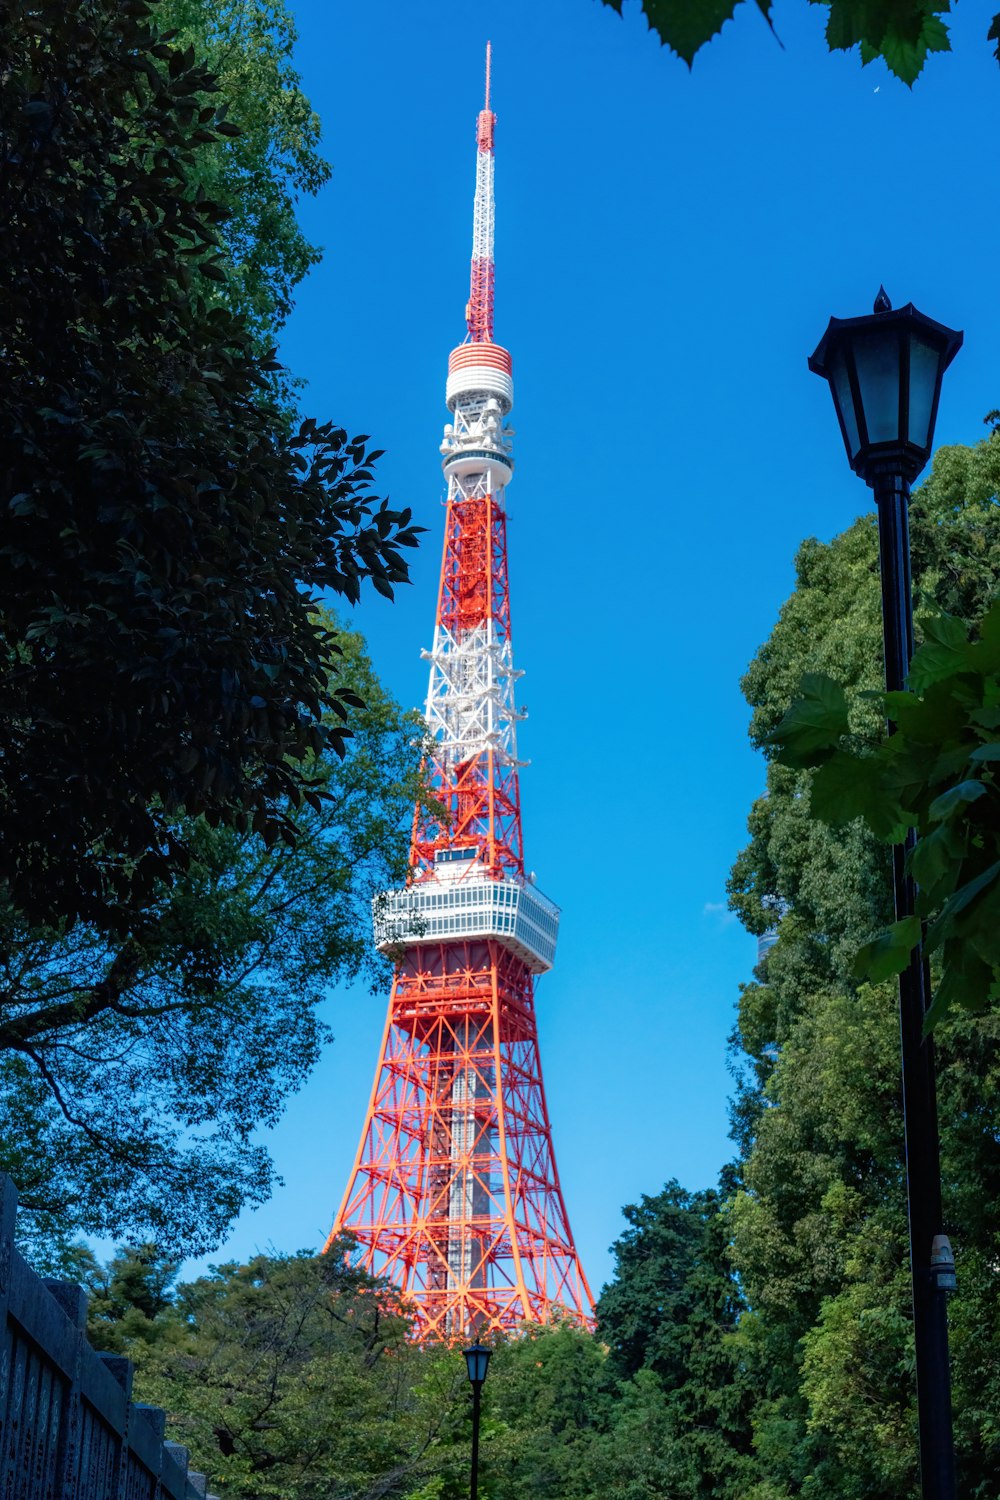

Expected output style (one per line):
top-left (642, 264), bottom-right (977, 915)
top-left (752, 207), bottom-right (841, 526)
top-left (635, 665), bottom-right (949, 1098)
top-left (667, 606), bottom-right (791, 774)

top-left (326, 45), bottom-right (594, 1339)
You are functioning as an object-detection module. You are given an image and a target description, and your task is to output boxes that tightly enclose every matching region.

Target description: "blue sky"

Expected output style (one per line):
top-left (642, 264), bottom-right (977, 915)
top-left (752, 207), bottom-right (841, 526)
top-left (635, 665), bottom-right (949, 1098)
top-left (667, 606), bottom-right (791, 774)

top-left (183, 0), bottom-right (1000, 1295)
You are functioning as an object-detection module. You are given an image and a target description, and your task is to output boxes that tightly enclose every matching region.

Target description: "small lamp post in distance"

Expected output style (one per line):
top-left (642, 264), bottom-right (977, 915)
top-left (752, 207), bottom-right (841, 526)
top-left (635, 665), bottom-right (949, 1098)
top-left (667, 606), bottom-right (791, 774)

top-left (463, 1340), bottom-right (492, 1500)
top-left (808, 288), bottom-right (962, 1500)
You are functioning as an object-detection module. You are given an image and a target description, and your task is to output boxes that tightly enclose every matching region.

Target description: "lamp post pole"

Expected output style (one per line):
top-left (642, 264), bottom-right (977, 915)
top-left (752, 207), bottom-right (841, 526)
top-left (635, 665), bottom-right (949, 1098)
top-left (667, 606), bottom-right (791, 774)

top-left (872, 460), bottom-right (955, 1500)
top-left (809, 291), bottom-right (962, 1500)
top-left (470, 1377), bottom-right (482, 1500)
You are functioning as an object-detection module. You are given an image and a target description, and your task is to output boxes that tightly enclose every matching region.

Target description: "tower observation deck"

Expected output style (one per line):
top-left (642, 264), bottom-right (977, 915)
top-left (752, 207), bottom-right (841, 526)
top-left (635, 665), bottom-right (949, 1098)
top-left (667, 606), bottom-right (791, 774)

top-left (325, 45), bottom-right (594, 1338)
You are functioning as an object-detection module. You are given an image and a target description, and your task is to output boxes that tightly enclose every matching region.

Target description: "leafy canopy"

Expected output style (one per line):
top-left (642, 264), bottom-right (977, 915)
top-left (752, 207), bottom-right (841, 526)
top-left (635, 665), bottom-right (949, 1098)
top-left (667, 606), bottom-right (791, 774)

top-left (78, 1189), bottom-right (753, 1500)
top-left (766, 600), bottom-right (1000, 1026)
top-left (596, 1179), bottom-right (754, 1497)
top-left (1, 0), bottom-right (421, 932)
top-left (2, 621), bottom-right (425, 1259)
top-left (155, 0), bottom-right (331, 359)
top-left (125, 1249), bottom-right (434, 1498)
top-left (725, 432), bottom-right (1000, 1494)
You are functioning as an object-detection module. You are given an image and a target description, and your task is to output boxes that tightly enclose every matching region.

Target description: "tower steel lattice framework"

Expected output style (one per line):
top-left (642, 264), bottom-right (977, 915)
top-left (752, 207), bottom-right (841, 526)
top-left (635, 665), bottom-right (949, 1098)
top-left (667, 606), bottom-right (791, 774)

top-left (325, 46), bottom-right (594, 1339)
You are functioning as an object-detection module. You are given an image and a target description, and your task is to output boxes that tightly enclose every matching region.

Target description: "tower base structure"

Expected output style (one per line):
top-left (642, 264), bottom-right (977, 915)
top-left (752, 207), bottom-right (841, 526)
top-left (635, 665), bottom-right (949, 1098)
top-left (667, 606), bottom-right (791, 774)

top-left (329, 938), bottom-right (592, 1339)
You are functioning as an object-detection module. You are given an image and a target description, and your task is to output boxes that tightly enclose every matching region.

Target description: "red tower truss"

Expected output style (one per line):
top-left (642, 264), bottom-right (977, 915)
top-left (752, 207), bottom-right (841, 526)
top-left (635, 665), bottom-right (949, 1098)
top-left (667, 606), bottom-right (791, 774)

top-left (326, 46), bottom-right (594, 1339)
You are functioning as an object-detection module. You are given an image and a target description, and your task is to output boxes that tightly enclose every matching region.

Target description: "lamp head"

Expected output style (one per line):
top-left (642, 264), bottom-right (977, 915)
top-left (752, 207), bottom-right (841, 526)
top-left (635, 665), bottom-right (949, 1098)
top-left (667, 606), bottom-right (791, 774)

top-left (463, 1341), bottom-right (492, 1388)
top-left (809, 290), bottom-right (962, 484)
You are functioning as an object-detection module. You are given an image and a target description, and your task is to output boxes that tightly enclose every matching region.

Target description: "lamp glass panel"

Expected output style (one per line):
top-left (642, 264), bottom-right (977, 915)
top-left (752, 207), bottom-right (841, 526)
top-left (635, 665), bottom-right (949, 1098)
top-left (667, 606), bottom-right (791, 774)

top-left (907, 333), bottom-right (941, 452)
top-left (827, 344), bottom-right (860, 460)
top-left (852, 327), bottom-right (902, 444)
top-left (464, 1345), bottom-right (491, 1385)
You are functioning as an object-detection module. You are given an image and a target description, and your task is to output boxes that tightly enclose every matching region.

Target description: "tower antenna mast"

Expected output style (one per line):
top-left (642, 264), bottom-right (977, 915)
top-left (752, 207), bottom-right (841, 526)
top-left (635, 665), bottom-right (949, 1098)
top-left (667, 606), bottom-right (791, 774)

top-left (466, 41), bottom-right (495, 343)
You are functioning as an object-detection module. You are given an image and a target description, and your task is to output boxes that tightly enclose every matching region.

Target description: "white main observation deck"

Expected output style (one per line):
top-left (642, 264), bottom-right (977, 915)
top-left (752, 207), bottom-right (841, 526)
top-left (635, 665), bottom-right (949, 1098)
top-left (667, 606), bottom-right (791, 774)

top-left (373, 854), bottom-right (560, 975)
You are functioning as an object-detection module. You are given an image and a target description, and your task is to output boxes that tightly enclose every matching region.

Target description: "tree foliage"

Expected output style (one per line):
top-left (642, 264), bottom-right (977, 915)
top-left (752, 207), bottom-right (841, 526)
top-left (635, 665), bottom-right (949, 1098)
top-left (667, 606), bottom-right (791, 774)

top-left (597, 1180), bottom-right (754, 1498)
top-left (2, 621), bottom-right (425, 1258)
top-left (1, 0), bottom-right (421, 933)
top-left (724, 432), bottom-right (1000, 1495)
top-left (599, 0), bottom-right (977, 86)
top-left (67, 1242), bottom-right (181, 1353)
top-left (154, 0), bottom-right (331, 354)
top-left (127, 1249), bottom-right (455, 1500)
top-left (766, 601), bottom-right (1000, 1025)
top-left (85, 1195), bottom-right (755, 1500)
top-left (729, 980), bottom-right (918, 1497)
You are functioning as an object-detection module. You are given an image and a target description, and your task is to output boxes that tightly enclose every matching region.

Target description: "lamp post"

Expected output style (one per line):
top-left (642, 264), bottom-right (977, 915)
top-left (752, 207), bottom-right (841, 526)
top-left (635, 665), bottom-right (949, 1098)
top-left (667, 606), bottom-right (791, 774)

top-left (809, 289), bottom-right (963, 1500)
top-left (463, 1340), bottom-right (491, 1500)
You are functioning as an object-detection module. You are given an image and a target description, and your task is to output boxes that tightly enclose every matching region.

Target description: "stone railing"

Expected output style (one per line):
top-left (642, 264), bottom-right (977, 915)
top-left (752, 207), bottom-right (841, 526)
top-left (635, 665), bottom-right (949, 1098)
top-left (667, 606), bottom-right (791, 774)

top-left (0, 1174), bottom-right (218, 1499)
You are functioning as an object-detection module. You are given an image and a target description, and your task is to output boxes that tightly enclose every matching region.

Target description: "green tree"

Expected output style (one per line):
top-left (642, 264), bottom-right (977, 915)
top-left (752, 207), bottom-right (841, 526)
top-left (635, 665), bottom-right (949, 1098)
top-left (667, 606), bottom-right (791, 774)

top-left (726, 433), bottom-right (1000, 1494)
top-left (77, 1242), bottom-right (181, 1352)
top-left (1, 0), bottom-right (420, 934)
top-left (0, 620), bottom-right (425, 1256)
top-left (484, 1327), bottom-right (613, 1500)
top-left (80, 1226), bottom-right (757, 1500)
top-left (598, 1368), bottom-right (702, 1500)
top-left (729, 982), bottom-right (916, 1497)
top-left (127, 1250), bottom-right (460, 1500)
top-left (155, 0), bottom-right (330, 357)
top-left (599, 0), bottom-right (990, 86)
top-left (597, 1180), bottom-right (753, 1499)
top-left (728, 437), bottom-right (1000, 1073)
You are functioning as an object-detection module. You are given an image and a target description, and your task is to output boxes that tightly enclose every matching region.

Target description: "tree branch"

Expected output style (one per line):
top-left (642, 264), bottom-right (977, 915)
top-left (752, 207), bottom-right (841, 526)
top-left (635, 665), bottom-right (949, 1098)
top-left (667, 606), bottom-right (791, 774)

top-left (0, 940), bottom-right (142, 1050)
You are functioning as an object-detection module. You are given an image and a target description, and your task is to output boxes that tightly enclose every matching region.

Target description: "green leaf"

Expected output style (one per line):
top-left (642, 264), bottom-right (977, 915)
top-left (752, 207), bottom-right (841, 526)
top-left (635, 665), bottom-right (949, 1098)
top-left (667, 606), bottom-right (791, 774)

top-left (930, 742), bottom-right (980, 782)
top-left (616, 0), bottom-right (742, 65)
top-left (881, 740), bottom-right (939, 814)
top-left (883, 689), bottom-right (917, 726)
top-left (905, 612), bottom-right (970, 688)
top-left (616, 0), bottom-right (947, 78)
top-left (810, 749), bottom-right (907, 839)
top-left (925, 860), bottom-right (1000, 953)
top-left (920, 612), bottom-right (968, 650)
top-left (908, 642), bottom-right (971, 692)
top-left (825, 0), bottom-right (865, 51)
top-left (967, 883), bottom-right (1000, 965)
top-left (887, 677), bottom-right (973, 742)
top-left (920, 12), bottom-right (952, 57)
top-left (923, 941), bottom-right (996, 1032)
top-left (906, 822), bottom-right (964, 905)
top-left (968, 742), bottom-right (1000, 763)
top-left (765, 673), bottom-right (850, 768)
top-left (879, 10), bottom-right (951, 85)
top-left (979, 595), bottom-right (1000, 650)
top-left (853, 916), bottom-right (922, 983)
top-left (970, 706), bottom-right (1000, 732)
top-left (927, 780), bottom-right (986, 822)
top-left (989, 11), bottom-right (1000, 64)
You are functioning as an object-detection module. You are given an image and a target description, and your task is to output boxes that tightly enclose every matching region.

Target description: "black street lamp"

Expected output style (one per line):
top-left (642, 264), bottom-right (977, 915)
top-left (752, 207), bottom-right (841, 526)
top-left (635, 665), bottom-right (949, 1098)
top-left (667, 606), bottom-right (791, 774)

top-left (809, 289), bottom-right (963, 1500)
top-left (463, 1341), bottom-right (491, 1500)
